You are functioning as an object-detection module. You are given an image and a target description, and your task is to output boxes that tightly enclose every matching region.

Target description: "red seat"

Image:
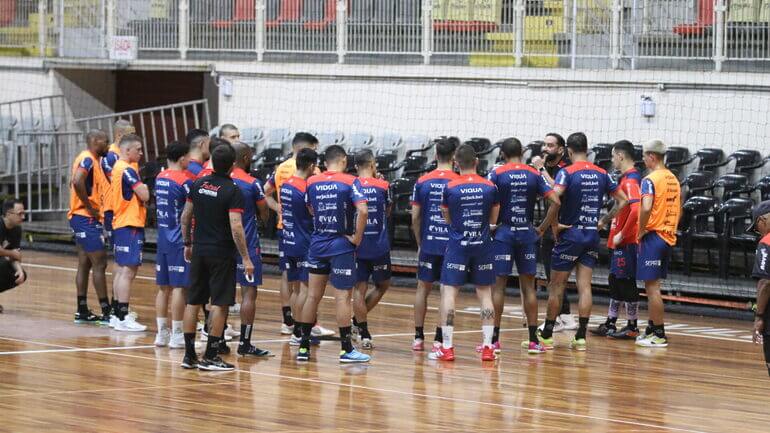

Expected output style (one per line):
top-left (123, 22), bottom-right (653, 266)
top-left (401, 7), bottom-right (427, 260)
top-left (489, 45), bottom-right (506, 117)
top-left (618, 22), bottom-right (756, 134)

top-left (673, 0), bottom-right (714, 36)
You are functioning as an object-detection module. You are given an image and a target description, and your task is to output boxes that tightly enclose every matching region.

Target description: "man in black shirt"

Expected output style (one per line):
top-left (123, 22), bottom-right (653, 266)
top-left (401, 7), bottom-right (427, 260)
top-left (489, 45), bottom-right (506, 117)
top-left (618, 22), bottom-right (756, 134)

top-left (0, 200), bottom-right (27, 312)
top-left (749, 200), bottom-right (770, 376)
top-left (180, 143), bottom-right (254, 371)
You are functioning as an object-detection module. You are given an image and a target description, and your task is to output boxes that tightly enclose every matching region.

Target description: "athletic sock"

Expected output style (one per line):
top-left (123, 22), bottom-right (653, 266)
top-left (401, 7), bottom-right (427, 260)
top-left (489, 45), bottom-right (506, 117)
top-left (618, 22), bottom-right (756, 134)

top-left (282, 306), bottom-right (294, 326)
top-left (204, 336), bottom-right (220, 359)
top-left (358, 321), bottom-right (371, 339)
top-left (628, 319), bottom-right (638, 329)
top-left (607, 299), bottom-right (621, 320)
top-left (240, 324), bottom-right (253, 346)
top-left (441, 326), bottom-right (454, 349)
top-left (605, 316), bottom-right (618, 326)
top-left (492, 326), bottom-right (500, 344)
top-left (415, 326), bottom-right (425, 340)
top-left (434, 326), bottom-right (443, 343)
top-left (293, 323), bottom-right (302, 338)
top-left (352, 317), bottom-right (359, 327)
top-left (116, 302), bottom-right (129, 321)
top-left (646, 319), bottom-right (654, 335)
top-left (184, 332), bottom-right (196, 358)
top-left (299, 322), bottom-right (311, 350)
top-left (339, 326), bottom-right (354, 353)
top-left (172, 320), bottom-right (183, 334)
top-left (626, 302), bottom-right (639, 322)
top-left (653, 323), bottom-right (666, 338)
top-left (528, 325), bottom-right (538, 343)
top-left (156, 317), bottom-right (167, 331)
top-left (542, 319), bottom-right (556, 339)
top-left (110, 298), bottom-right (118, 315)
top-left (482, 325), bottom-right (494, 348)
top-left (99, 298), bottom-right (110, 316)
top-left (575, 317), bottom-right (589, 340)
top-left (77, 296), bottom-right (88, 315)
top-left (203, 308), bottom-right (210, 333)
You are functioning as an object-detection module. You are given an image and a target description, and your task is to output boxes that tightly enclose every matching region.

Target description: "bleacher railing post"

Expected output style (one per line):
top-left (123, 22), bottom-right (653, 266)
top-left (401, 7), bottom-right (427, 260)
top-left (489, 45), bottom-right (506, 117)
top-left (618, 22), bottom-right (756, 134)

top-left (610, 0), bottom-right (622, 69)
top-left (179, 0), bottom-right (189, 59)
top-left (570, 0), bottom-right (577, 69)
top-left (255, 0), bottom-right (265, 61)
top-left (38, 0), bottom-right (46, 58)
top-left (422, 0), bottom-right (433, 64)
top-left (713, 0), bottom-right (726, 72)
top-left (514, 0), bottom-right (525, 67)
top-left (336, 0), bottom-right (347, 63)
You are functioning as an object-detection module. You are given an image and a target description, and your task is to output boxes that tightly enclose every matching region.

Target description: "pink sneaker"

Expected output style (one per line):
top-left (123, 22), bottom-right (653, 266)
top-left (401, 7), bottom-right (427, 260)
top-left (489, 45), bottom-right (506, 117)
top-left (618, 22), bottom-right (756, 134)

top-left (412, 338), bottom-right (425, 351)
top-left (475, 341), bottom-right (501, 354)
top-left (526, 341), bottom-right (546, 354)
top-left (431, 341), bottom-right (442, 353)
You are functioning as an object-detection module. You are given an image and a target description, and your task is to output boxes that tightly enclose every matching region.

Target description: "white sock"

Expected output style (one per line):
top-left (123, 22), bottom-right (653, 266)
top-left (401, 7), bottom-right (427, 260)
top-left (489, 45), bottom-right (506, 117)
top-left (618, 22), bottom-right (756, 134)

top-left (156, 317), bottom-right (168, 331)
top-left (482, 325), bottom-right (494, 348)
top-left (442, 326), bottom-right (454, 349)
top-left (172, 320), bottom-right (183, 334)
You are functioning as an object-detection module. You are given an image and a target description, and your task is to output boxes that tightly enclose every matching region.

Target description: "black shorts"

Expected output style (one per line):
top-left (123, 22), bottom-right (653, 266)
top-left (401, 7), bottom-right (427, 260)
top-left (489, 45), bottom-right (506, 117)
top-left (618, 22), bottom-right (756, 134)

top-left (0, 258), bottom-right (24, 293)
top-left (188, 255), bottom-right (236, 306)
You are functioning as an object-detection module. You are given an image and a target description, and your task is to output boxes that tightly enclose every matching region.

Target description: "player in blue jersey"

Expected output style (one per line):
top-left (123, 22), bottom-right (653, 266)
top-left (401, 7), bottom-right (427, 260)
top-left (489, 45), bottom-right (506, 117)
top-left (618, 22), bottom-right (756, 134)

top-left (352, 149), bottom-right (392, 349)
top-left (184, 128), bottom-right (210, 178)
top-left (154, 141), bottom-right (193, 348)
top-left (487, 138), bottom-right (560, 355)
top-left (429, 144), bottom-right (500, 362)
top-left (538, 132), bottom-right (629, 351)
top-left (277, 148), bottom-right (321, 346)
top-left (410, 137), bottom-right (459, 352)
top-left (230, 141), bottom-right (273, 357)
top-left (296, 145), bottom-right (370, 363)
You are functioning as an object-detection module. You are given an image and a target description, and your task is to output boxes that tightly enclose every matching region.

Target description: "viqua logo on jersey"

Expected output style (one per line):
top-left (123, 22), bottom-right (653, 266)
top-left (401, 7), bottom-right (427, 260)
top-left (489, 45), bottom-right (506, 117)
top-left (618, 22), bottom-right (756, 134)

top-left (581, 173), bottom-right (599, 179)
top-left (316, 184), bottom-right (338, 191)
top-left (333, 268), bottom-right (352, 276)
top-left (446, 263), bottom-right (466, 271)
top-left (460, 187), bottom-right (484, 194)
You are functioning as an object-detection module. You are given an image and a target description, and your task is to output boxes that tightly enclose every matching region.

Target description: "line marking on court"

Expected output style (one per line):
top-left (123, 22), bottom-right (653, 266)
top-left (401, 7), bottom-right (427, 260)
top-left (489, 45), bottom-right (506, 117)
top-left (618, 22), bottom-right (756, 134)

top-left (21, 262), bottom-right (757, 345)
top-left (0, 335), bottom-right (711, 433)
top-left (0, 344), bottom-right (155, 355)
top-left (0, 380), bottom-right (236, 399)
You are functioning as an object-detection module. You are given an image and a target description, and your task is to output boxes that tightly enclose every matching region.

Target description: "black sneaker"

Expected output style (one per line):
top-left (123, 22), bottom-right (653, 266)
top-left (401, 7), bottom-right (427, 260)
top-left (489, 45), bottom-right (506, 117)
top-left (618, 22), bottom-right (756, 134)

top-left (608, 325), bottom-right (640, 340)
top-left (198, 356), bottom-right (235, 371)
top-left (237, 344), bottom-right (274, 357)
top-left (217, 342), bottom-right (231, 355)
top-left (590, 322), bottom-right (617, 337)
top-left (181, 354), bottom-right (199, 369)
top-left (74, 310), bottom-right (101, 324)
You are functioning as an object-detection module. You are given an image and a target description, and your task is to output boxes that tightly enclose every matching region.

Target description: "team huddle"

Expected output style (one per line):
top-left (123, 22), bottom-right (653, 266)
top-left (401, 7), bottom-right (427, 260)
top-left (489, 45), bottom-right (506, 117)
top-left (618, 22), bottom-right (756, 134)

top-left (67, 120), bottom-right (682, 371)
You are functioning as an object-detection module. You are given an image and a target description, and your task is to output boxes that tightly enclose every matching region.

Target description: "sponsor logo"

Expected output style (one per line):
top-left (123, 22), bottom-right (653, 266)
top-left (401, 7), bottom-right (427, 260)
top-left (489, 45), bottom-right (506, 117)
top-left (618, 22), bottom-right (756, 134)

top-left (168, 266), bottom-right (185, 273)
top-left (495, 254), bottom-right (511, 261)
top-left (333, 268), bottom-right (352, 276)
top-left (524, 253), bottom-right (536, 260)
top-left (460, 187), bottom-right (483, 194)
top-left (446, 263), bottom-right (466, 271)
top-left (419, 261), bottom-right (433, 269)
top-left (559, 254), bottom-right (578, 261)
top-left (477, 263), bottom-right (493, 271)
top-left (116, 246), bottom-right (130, 253)
top-left (316, 184), bottom-right (338, 191)
top-left (645, 260), bottom-right (661, 267)
top-left (319, 215), bottom-right (338, 223)
top-left (762, 249), bottom-right (768, 271)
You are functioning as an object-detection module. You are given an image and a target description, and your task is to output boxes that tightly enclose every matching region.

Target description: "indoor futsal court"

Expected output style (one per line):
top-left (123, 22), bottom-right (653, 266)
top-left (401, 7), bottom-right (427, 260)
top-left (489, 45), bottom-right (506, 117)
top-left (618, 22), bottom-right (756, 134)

top-left (0, 250), bottom-right (767, 433)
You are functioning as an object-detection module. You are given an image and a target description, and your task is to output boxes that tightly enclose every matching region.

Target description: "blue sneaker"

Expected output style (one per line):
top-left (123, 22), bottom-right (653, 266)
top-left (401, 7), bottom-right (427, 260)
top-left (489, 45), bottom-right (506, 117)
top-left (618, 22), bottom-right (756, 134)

top-left (339, 349), bottom-right (371, 363)
top-left (296, 347), bottom-right (310, 362)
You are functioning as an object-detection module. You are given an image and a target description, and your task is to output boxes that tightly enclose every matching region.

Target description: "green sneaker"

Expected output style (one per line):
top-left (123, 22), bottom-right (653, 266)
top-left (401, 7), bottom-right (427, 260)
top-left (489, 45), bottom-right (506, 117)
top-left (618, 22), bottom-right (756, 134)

top-left (536, 330), bottom-right (554, 350)
top-left (570, 337), bottom-right (587, 351)
top-left (635, 334), bottom-right (668, 348)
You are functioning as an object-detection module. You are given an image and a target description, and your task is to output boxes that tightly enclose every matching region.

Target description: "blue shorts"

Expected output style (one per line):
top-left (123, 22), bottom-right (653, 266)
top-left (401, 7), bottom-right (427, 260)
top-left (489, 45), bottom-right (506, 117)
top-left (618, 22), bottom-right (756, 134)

top-left (69, 215), bottom-right (104, 253)
top-left (551, 228), bottom-right (599, 272)
top-left (156, 247), bottom-right (190, 287)
top-left (103, 211), bottom-right (114, 241)
top-left (356, 254), bottom-right (392, 284)
top-left (637, 232), bottom-right (671, 281)
top-left (417, 251), bottom-right (444, 283)
top-left (492, 239), bottom-right (538, 277)
top-left (306, 252), bottom-right (356, 290)
top-left (440, 246), bottom-right (495, 287)
top-left (280, 253), bottom-right (308, 283)
top-left (113, 227), bottom-right (144, 267)
top-left (237, 247), bottom-right (263, 287)
top-left (610, 244), bottom-right (638, 279)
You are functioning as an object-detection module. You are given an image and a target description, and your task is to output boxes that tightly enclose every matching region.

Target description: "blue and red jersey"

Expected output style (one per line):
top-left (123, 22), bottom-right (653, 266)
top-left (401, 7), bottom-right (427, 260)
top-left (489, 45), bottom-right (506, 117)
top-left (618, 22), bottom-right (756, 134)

top-left (279, 175), bottom-right (314, 258)
top-left (186, 159), bottom-right (204, 178)
top-left (410, 169), bottom-right (460, 255)
top-left (306, 171), bottom-right (367, 257)
top-left (441, 174), bottom-right (499, 249)
top-left (356, 177), bottom-right (391, 260)
top-left (553, 161), bottom-right (618, 229)
top-left (608, 168), bottom-right (641, 248)
top-left (154, 169), bottom-right (193, 252)
top-left (488, 162), bottom-right (554, 243)
top-left (231, 167), bottom-right (266, 249)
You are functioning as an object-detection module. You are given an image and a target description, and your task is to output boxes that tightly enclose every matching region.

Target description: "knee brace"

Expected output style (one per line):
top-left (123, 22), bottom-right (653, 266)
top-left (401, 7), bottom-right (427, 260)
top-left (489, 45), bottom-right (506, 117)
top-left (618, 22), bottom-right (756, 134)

top-left (618, 278), bottom-right (640, 303)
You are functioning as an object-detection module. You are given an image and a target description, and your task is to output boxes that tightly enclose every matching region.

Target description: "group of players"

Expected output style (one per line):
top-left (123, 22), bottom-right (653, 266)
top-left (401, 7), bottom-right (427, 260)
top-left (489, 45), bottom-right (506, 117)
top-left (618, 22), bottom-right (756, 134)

top-left (66, 119), bottom-right (683, 370)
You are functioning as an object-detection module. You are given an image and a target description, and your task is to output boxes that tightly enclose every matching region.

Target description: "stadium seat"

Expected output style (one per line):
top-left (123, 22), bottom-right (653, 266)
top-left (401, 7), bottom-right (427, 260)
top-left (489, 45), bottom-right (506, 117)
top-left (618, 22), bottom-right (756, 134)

top-left (713, 173), bottom-right (751, 200)
top-left (345, 132), bottom-right (374, 173)
top-left (680, 195), bottom-right (721, 275)
top-left (373, 133), bottom-right (404, 180)
top-left (590, 143), bottom-right (613, 172)
top-left (665, 146), bottom-right (697, 180)
top-left (523, 140), bottom-right (544, 165)
top-left (681, 170), bottom-right (715, 200)
top-left (754, 175), bottom-right (770, 201)
top-left (696, 148), bottom-right (726, 172)
top-left (240, 127), bottom-right (266, 153)
top-left (468, 137), bottom-right (498, 176)
top-left (378, 135), bottom-right (430, 180)
top-left (252, 128), bottom-right (292, 183)
top-left (717, 198), bottom-right (756, 278)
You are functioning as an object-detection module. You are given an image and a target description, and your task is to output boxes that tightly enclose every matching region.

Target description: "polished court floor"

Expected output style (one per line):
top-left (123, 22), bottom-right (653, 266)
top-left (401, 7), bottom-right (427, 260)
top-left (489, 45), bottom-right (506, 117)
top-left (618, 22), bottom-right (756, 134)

top-left (0, 251), bottom-right (768, 432)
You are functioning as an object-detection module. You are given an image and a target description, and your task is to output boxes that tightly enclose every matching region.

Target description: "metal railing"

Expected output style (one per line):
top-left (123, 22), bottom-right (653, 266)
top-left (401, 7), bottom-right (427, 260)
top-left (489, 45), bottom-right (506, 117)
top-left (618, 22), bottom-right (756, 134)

top-left (1, 0), bottom-right (768, 70)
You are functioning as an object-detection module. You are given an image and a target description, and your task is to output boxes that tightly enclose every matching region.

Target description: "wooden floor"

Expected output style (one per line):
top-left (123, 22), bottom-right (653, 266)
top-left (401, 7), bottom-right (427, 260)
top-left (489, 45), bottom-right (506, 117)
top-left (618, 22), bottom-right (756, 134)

top-left (0, 251), bottom-right (768, 433)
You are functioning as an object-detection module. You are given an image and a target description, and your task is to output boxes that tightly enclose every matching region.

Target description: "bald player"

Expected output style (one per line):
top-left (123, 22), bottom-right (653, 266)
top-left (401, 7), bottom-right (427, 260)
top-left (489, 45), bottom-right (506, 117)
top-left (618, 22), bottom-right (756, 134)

top-left (219, 124), bottom-right (240, 144)
top-left (185, 128), bottom-right (210, 177)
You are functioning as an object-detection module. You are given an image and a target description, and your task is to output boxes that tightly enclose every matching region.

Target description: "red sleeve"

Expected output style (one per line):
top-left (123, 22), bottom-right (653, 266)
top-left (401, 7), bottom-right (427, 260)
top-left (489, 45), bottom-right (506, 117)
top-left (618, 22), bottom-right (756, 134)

top-left (619, 201), bottom-right (640, 241)
top-left (229, 208), bottom-right (244, 213)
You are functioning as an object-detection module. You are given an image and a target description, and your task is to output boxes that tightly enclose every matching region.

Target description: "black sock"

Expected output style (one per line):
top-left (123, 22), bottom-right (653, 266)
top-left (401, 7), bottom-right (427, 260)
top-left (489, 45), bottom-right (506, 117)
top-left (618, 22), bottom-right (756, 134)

top-left (116, 302), bottom-right (129, 321)
top-left (358, 321), bottom-right (371, 339)
top-left (293, 322), bottom-right (302, 338)
top-left (110, 298), bottom-right (118, 315)
top-left (628, 319), bottom-right (638, 329)
top-left (492, 326), bottom-right (500, 344)
top-left (606, 317), bottom-right (618, 326)
top-left (77, 296), bottom-right (89, 314)
top-left (98, 298), bottom-right (110, 316)
top-left (575, 317), bottom-right (589, 340)
top-left (415, 326), bottom-right (425, 340)
top-left (542, 319), bottom-right (556, 339)
top-left (653, 323), bottom-right (666, 338)
top-left (184, 332), bottom-right (196, 358)
top-left (646, 319), bottom-right (654, 335)
top-left (205, 336), bottom-right (221, 359)
top-left (434, 326), bottom-right (443, 343)
top-left (528, 326), bottom-right (538, 343)
top-left (339, 326), bottom-right (354, 352)
top-left (352, 317), bottom-right (359, 327)
top-left (240, 324), bottom-right (253, 346)
top-left (299, 322), bottom-right (312, 350)
top-left (282, 306), bottom-right (294, 326)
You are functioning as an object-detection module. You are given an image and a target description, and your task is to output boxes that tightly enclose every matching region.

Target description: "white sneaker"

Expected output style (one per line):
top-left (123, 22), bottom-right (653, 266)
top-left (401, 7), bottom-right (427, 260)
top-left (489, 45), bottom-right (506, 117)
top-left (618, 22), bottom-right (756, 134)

top-left (109, 315), bottom-right (118, 328)
top-left (200, 328), bottom-right (233, 342)
top-left (537, 317), bottom-right (566, 333)
top-left (289, 334), bottom-right (301, 346)
top-left (559, 314), bottom-right (578, 331)
top-left (361, 338), bottom-right (374, 349)
top-left (114, 316), bottom-right (147, 332)
top-left (311, 324), bottom-right (336, 337)
top-left (169, 331), bottom-right (185, 349)
top-left (351, 323), bottom-right (361, 342)
top-left (154, 328), bottom-right (170, 347)
top-left (128, 310), bottom-right (139, 320)
top-left (280, 323), bottom-right (294, 335)
top-left (229, 303), bottom-right (241, 314)
top-left (224, 323), bottom-right (240, 338)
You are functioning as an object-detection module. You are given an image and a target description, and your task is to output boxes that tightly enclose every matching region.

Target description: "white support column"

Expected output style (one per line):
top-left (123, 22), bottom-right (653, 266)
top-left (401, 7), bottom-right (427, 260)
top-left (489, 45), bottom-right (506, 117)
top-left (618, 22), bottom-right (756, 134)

top-left (610, 0), bottom-right (622, 69)
top-left (255, 0), bottom-right (266, 61)
top-left (336, 0), bottom-right (347, 64)
top-left (179, 0), bottom-right (189, 59)
top-left (422, 0), bottom-right (433, 64)
top-left (514, 0), bottom-right (524, 67)
top-left (713, 0), bottom-right (726, 72)
top-left (37, 0), bottom-right (47, 58)
top-left (58, 0), bottom-right (64, 57)
top-left (105, 0), bottom-right (115, 58)
top-left (570, 0), bottom-right (577, 69)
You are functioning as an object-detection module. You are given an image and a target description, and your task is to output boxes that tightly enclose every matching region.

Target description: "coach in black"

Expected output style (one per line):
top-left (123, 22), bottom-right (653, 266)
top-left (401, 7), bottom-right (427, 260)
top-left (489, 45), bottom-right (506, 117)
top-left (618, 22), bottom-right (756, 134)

top-left (0, 199), bottom-right (27, 313)
top-left (180, 142), bottom-right (254, 371)
top-left (750, 200), bottom-right (770, 376)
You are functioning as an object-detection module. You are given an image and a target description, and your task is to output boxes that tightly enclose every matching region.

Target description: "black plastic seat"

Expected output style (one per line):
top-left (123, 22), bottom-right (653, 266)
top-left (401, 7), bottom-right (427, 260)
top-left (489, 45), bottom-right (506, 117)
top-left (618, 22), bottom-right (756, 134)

top-left (681, 170), bottom-right (714, 200)
top-left (524, 140), bottom-right (544, 165)
top-left (665, 146), bottom-right (697, 180)
top-left (713, 173), bottom-right (751, 200)
top-left (697, 148), bottom-right (725, 171)
top-left (755, 175), bottom-right (770, 201)
top-left (389, 177), bottom-right (418, 245)
top-left (590, 143), bottom-right (613, 172)
top-left (680, 195), bottom-right (721, 275)
top-left (717, 198), bottom-right (757, 278)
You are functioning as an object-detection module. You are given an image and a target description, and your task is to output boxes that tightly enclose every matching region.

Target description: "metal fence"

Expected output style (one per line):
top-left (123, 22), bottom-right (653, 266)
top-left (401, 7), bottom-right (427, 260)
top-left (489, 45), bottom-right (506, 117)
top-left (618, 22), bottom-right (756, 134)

top-left (1, 0), bottom-right (769, 70)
